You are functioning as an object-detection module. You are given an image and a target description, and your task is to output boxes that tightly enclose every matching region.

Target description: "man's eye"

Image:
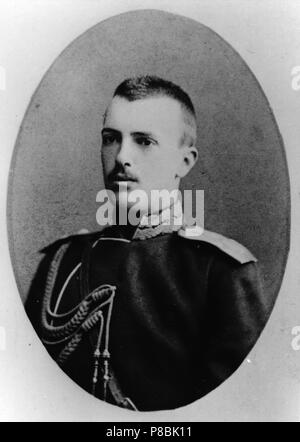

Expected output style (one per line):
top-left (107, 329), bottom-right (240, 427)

top-left (102, 135), bottom-right (116, 145)
top-left (135, 137), bottom-right (153, 147)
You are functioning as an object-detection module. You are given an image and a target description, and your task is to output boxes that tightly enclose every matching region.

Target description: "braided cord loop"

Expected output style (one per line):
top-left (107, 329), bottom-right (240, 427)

top-left (39, 237), bottom-right (136, 409)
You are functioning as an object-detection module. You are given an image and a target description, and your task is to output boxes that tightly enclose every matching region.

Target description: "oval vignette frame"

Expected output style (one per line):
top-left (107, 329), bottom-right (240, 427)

top-left (7, 9), bottom-right (290, 410)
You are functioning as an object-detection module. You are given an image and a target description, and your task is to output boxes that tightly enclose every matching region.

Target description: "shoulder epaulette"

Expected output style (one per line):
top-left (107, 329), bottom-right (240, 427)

top-left (40, 228), bottom-right (97, 254)
top-left (177, 226), bottom-right (257, 264)
top-left (40, 236), bottom-right (72, 254)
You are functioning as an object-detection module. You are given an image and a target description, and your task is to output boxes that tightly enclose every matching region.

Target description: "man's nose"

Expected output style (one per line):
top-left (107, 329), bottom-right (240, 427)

top-left (116, 136), bottom-right (133, 167)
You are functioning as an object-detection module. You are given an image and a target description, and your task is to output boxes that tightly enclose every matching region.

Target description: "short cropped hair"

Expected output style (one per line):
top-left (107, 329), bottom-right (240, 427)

top-left (109, 75), bottom-right (197, 147)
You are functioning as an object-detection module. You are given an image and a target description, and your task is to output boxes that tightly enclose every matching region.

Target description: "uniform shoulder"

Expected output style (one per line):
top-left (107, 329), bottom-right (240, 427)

top-left (40, 229), bottom-right (102, 255)
top-left (177, 226), bottom-right (257, 264)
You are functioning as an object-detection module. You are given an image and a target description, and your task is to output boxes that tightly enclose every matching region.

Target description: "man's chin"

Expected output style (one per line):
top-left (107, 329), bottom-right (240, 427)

top-left (107, 180), bottom-right (137, 193)
top-left (109, 188), bottom-right (148, 223)
top-left (115, 189), bottom-right (147, 208)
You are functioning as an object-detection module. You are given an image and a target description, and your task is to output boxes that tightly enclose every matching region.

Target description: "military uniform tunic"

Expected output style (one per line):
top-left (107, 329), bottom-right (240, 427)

top-left (26, 223), bottom-right (267, 411)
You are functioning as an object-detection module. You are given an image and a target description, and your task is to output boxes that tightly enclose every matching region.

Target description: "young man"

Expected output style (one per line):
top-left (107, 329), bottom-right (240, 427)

top-left (26, 76), bottom-right (268, 411)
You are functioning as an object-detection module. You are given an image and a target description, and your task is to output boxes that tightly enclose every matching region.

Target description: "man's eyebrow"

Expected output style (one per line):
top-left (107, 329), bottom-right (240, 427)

top-left (101, 128), bottom-right (158, 139)
top-left (101, 127), bottom-right (120, 134)
top-left (131, 131), bottom-right (157, 139)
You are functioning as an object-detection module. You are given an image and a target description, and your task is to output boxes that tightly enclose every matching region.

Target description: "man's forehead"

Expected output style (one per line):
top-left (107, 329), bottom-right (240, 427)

top-left (104, 96), bottom-right (183, 134)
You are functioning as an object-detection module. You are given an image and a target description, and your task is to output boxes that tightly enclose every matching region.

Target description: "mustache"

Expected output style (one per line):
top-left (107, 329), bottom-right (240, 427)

top-left (108, 169), bottom-right (138, 183)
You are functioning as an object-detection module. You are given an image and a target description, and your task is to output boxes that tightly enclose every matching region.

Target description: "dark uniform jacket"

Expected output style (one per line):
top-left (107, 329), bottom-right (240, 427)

top-left (26, 222), bottom-right (268, 411)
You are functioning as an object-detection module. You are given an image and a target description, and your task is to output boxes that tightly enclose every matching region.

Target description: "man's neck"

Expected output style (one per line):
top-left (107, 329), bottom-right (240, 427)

top-left (103, 198), bottom-right (184, 240)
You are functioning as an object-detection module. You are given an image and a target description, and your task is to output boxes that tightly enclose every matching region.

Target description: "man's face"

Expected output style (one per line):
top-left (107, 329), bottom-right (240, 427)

top-left (101, 95), bottom-right (193, 212)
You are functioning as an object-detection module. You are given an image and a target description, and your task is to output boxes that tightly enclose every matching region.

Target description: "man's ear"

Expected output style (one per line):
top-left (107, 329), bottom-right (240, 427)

top-left (177, 146), bottom-right (198, 178)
